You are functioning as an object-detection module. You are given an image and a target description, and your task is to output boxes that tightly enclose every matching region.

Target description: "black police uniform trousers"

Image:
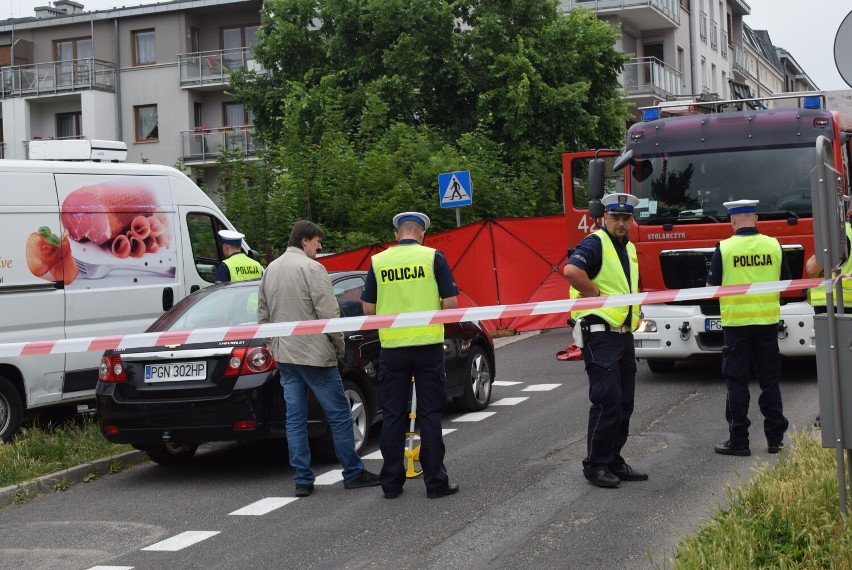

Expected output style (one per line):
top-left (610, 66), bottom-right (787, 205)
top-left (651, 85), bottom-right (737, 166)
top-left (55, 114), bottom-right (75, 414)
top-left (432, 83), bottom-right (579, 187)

top-left (721, 324), bottom-right (788, 446)
top-left (378, 343), bottom-right (450, 494)
top-left (580, 330), bottom-right (637, 476)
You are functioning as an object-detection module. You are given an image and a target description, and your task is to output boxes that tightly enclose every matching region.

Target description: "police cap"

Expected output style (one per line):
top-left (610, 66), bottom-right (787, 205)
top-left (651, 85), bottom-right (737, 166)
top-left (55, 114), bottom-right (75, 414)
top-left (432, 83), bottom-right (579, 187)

top-left (393, 211), bottom-right (431, 230)
top-left (218, 229), bottom-right (245, 245)
top-left (601, 193), bottom-right (640, 214)
top-left (723, 199), bottom-right (759, 214)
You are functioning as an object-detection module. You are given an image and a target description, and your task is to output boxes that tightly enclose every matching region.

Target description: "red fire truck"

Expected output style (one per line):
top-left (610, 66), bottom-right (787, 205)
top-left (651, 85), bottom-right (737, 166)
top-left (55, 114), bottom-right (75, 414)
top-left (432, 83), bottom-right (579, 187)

top-left (561, 91), bottom-right (852, 372)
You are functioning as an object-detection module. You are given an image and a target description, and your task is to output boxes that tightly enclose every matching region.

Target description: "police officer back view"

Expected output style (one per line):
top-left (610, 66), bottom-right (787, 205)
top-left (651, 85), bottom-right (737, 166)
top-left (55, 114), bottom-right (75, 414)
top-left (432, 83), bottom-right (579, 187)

top-left (707, 199), bottom-right (790, 456)
top-left (361, 212), bottom-right (460, 499)
top-left (563, 193), bottom-right (648, 488)
top-left (214, 230), bottom-right (263, 283)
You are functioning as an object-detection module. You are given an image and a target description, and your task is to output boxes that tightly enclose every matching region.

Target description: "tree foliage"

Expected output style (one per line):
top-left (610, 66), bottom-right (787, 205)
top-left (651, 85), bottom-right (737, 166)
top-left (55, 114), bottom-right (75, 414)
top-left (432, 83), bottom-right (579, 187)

top-left (226, 1), bottom-right (629, 253)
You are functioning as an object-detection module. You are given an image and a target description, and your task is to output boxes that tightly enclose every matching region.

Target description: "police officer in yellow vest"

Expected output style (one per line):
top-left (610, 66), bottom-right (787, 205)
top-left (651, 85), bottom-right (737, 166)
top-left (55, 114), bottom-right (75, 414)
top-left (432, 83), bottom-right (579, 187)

top-left (563, 193), bottom-right (647, 489)
top-left (361, 212), bottom-right (460, 500)
top-left (806, 218), bottom-right (852, 314)
top-left (215, 230), bottom-right (263, 283)
top-left (707, 199), bottom-right (790, 456)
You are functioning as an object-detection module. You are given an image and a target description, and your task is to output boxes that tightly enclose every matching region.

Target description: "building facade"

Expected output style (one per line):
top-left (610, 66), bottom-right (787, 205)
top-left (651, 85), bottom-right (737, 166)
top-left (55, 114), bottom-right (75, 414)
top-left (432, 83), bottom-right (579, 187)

top-left (0, 0), bottom-right (264, 188)
top-left (561, 0), bottom-right (817, 117)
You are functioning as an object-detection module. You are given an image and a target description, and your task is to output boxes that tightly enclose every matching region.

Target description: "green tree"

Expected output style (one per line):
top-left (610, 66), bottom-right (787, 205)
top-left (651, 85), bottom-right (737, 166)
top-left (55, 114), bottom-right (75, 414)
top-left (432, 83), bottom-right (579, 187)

top-left (227, 1), bottom-right (629, 250)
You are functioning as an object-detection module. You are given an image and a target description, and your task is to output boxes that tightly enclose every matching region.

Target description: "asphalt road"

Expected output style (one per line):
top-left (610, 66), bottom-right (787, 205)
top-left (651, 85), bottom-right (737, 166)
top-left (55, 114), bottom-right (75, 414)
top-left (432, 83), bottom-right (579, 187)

top-left (0, 329), bottom-right (820, 570)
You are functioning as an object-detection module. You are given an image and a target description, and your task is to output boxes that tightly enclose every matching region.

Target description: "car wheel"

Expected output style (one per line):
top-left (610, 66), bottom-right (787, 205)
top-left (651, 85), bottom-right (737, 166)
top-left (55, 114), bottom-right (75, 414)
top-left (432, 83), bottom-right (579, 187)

top-left (453, 346), bottom-right (493, 411)
top-left (647, 359), bottom-right (676, 373)
top-left (145, 442), bottom-right (199, 465)
top-left (312, 380), bottom-right (370, 461)
top-left (0, 375), bottom-right (23, 443)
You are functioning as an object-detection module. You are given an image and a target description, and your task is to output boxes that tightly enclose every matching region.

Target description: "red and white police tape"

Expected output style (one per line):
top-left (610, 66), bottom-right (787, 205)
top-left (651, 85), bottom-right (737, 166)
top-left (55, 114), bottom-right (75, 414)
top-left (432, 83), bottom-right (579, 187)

top-left (0, 276), bottom-right (841, 358)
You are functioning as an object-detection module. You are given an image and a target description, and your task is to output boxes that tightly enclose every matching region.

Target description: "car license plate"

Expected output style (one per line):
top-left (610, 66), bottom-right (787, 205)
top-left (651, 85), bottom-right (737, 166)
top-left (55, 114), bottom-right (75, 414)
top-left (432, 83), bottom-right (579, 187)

top-left (144, 362), bottom-right (207, 382)
top-left (705, 318), bottom-right (722, 332)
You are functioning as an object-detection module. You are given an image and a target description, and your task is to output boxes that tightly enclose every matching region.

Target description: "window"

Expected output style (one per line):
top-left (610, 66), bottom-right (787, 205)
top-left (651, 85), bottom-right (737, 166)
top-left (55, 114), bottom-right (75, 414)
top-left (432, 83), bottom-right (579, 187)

top-left (186, 212), bottom-right (227, 283)
top-left (54, 37), bottom-right (92, 87)
top-left (222, 24), bottom-right (259, 50)
top-left (194, 102), bottom-right (203, 128)
top-left (677, 47), bottom-right (685, 87)
top-left (334, 276), bottom-right (366, 317)
top-left (56, 112), bottom-right (82, 139)
top-left (132, 29), bottom-right (156, 65)
top-left (134, 104), bottom-right (159, 142)
top-left (223, 101), bottom-right (253, 127)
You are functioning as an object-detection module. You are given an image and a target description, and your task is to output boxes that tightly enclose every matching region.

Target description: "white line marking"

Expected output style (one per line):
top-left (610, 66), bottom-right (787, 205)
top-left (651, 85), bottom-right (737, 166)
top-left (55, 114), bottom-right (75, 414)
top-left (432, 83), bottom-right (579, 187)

top-left (229, 497), bottom-right (298, 516)
top-left (87, 567), bottom-right (134, 570)
top-left (492, 381), bottom-right (523, 386)
top-left (362, 450), bottom-right (383, 460)
top-left (442, 428), bottom-right (457, 435)
top-left (491, 397), bottom-right (529, 406)
top-left (314, 469), bottom-right (344, 485)
top-left (142, 531), bottom-right (220, 551)
top-left (522, 384), bottom-right (561, 392)
top-left (452, 411), bottom-right (497, 422)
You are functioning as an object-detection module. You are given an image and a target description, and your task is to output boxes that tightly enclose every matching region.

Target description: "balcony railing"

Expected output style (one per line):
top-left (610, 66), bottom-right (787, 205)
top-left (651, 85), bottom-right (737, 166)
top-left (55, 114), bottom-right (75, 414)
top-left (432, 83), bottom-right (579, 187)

top-left (181, 125), bottom-right (266, 163)
top-left (710, 20), bottom-right (718, 51)
top-left (699, 11), bottom-right (707, 43)
top-left (733, 41), bottom-right (748, 75)
top-left (621, 56), bottom-right (683, 99)
top-left (563, 0), bottom-right (679, 25)
top-left (178, 47), bottom-right (265, 87)
top-left (721, 29), bottom-right (728, 59)
top-left (0, 58), bottom-right (115, 99)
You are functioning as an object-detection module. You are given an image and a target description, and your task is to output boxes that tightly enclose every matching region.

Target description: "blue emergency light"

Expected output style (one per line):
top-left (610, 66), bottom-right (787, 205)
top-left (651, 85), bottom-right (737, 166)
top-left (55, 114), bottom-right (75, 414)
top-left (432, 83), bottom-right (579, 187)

top-left (802, 96), bottom-right (822, 109)
top-left (641, 107), bottom-right (660, 122)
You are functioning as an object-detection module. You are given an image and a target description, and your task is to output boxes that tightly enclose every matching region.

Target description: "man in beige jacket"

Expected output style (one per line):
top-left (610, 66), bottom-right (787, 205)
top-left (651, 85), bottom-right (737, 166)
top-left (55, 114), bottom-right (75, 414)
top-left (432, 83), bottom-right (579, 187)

top-left (258, 220), bottom-right (379, 497)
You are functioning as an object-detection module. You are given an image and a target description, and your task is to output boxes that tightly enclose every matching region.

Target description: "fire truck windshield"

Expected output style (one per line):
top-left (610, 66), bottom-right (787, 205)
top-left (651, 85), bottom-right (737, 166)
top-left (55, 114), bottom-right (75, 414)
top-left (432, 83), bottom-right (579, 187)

top-left (628, 146), bottom-right (819, 225)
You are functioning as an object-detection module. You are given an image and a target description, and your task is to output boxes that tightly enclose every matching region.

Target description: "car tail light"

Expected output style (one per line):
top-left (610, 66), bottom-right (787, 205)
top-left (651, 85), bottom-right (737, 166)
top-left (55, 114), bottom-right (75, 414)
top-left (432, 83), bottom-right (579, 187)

top-left (99, 355), bottom-right (128, 383)
top-left (225, 346), bottom-right (276, 378)
top-left (103, 425), bottom-right (120, 436)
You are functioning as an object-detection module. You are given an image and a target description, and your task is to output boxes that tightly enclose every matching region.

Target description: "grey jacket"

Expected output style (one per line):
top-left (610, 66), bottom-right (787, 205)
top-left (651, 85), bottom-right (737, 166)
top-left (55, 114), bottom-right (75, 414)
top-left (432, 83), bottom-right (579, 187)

top-left (257, 246), bottom-right (344, 366)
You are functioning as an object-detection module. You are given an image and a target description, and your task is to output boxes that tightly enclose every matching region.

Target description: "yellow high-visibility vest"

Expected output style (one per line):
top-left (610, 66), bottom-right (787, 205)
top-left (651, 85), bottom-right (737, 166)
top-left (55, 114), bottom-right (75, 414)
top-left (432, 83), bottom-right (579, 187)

top-left (719, 233), bottom-right (781, 326)
top-left (372, 244), bottom-right (443, 347)
top-left (570, 229), bottom-right (640, 330)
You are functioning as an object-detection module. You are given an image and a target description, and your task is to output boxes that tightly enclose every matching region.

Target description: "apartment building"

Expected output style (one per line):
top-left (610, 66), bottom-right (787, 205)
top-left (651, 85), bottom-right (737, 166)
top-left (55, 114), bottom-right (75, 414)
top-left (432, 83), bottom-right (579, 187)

top-left (561, 0), bottom-right (814, 116)
top-left (0, 0), bottom-right (264, 189)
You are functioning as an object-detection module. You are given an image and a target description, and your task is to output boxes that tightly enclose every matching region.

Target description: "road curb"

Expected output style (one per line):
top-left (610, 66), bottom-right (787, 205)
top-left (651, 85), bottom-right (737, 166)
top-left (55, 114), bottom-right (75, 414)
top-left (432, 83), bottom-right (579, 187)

top-left (0, 449), bottom-right (148, 508)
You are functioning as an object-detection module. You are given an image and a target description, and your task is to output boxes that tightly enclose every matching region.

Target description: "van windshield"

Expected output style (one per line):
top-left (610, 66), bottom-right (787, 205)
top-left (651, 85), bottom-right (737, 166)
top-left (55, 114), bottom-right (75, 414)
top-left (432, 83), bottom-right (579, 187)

top-left (628, 146), bottom-right (819, 225)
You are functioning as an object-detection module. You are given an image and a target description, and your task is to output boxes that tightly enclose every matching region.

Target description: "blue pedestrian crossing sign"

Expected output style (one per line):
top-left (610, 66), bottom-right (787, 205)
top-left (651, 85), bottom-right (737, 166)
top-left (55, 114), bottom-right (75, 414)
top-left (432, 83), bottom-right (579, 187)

top-left (438, 170), bottom-right (473, 208)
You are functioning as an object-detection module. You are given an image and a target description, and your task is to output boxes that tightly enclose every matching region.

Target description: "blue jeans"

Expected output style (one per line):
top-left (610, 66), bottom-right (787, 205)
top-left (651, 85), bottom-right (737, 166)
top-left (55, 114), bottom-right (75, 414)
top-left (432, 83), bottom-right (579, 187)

top-left (278, 363), bottom-right (364, 485)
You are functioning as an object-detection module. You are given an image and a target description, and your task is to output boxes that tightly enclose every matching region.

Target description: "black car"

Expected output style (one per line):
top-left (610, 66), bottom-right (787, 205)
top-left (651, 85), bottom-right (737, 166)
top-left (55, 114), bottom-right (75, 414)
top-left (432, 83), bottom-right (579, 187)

top-left (96, 271), bottom-right (495, 465)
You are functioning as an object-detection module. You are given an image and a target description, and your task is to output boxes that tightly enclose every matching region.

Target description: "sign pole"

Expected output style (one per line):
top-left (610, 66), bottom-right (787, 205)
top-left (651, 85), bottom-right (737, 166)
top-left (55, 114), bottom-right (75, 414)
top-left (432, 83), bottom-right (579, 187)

top-left (455, 207), bottom-right (461, 228)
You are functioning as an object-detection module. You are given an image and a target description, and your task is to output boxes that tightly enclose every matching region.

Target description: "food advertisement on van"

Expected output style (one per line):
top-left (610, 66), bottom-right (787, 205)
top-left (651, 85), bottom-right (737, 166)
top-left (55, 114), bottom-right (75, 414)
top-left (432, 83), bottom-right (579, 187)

top-left (21, 177), bottom-right (178, 289)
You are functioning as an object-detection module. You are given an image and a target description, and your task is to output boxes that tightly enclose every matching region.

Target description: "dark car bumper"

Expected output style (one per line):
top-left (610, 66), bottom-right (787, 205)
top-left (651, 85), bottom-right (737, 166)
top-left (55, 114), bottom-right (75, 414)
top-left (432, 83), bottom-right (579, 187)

top-left (96, 372), bottom-right (328, 445)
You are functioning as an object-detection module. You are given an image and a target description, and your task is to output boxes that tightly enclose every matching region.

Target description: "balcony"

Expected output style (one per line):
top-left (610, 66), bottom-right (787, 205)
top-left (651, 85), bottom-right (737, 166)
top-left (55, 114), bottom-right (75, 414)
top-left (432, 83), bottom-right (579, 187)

top-left (733, 41), bottom-right (748, 77)
top-left (562, 0), bottom-right (679, 29)
top-left (178, 48), bottom-right (264, 89)
top-left (710, 20), bottom-right (718, 52)
top-left (0, 59), bottom-right (115, 99)
top-left (621, 56), bottom-right (683, 101)
top-left (721, 29), bottom-right (728, 60)
top-left (699, 11), bottom-right (707, 43)
top-left (181, 125), bottom-right (266, 166)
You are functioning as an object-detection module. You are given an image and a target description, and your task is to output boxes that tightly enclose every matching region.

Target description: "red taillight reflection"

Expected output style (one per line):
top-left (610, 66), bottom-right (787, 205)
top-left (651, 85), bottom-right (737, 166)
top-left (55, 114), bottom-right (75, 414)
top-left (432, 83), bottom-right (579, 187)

top-left (103, 425), bottom-right (120, 436)
top-left (233, 419), bottom-right (257, 431)
top-left (225, 346), bottom-right (276, 378)
top-left (99, 355), bottom-right (128, 383)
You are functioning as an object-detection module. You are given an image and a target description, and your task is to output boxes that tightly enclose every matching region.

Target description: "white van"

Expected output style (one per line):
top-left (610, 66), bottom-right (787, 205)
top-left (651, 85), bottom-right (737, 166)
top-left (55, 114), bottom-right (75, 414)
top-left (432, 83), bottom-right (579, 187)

top-left (0, 159), bottom-right (255, 440)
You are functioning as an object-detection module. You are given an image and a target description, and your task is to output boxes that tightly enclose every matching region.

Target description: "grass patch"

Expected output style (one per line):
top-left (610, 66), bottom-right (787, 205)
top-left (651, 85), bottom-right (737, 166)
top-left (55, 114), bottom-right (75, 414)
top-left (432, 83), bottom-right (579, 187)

top-left (0, 415), bottom-right (131, 489)
top-left (657, 430), bottom-right (852, 569)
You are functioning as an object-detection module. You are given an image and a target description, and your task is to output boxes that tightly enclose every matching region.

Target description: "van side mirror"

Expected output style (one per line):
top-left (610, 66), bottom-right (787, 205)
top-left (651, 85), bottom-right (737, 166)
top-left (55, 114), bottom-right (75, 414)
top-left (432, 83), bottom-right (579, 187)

top-left (247, 249), bottom-right (262, 263)
top-left (588, 159), bottom-right (606, 200)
